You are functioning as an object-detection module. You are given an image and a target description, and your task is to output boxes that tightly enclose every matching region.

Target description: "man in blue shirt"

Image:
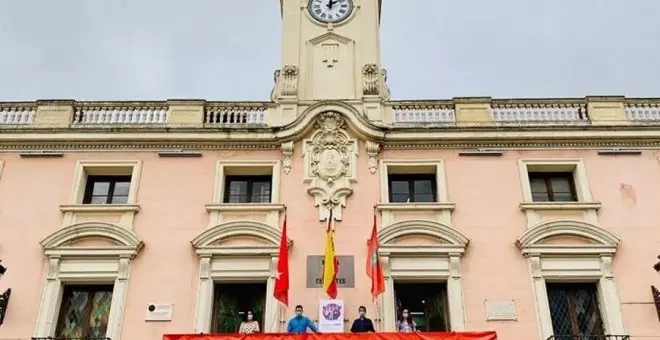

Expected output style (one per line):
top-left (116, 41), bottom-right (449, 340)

top-left (287, 305), bottom-right (319, 334)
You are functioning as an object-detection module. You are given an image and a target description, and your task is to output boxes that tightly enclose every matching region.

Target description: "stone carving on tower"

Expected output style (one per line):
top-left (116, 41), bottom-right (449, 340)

top-left (362, 64), bottom-right (391, 100)
top-left (303, 112), bottom-right (358, 221)
top-left (270, 65), bottom-right (299, 101)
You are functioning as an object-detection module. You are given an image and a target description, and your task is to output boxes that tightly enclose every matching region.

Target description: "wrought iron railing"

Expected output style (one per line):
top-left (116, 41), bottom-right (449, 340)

top-left (546, 335), bottom-right (630, 340)
top-left (31, 337), bottom-right (111, 340)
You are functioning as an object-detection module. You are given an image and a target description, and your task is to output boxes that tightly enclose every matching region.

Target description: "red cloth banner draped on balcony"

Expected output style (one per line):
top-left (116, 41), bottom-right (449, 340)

top-left (163, 331), bottom-right (498, 340)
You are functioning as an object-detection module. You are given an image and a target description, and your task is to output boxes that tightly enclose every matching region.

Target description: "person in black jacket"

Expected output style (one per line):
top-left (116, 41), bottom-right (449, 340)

top-left (350, 306), bottom-right (375, 333)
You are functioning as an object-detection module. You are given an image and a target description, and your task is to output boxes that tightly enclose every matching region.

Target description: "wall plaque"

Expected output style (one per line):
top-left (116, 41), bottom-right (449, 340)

top-left (306, 255), bottom-right (355, 288)
top-left (484, 300), bottom-right (517, 321)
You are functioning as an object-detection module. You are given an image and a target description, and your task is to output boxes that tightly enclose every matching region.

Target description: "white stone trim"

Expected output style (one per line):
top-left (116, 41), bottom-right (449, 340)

top-left (33, 222), bottom-right (143, 340)
top-left (191, 220), bottom-right (285, 333)
top-left (518, 158), bottom-right (591, 202)
top-left (379, 159), bottom-right (449, 204)
top-left (516, 219), bottom-right (625, 339)
top-left (517, 158), bottom-right (600, 225)
top-left (377, 219), bottom-right (469, 332)
top-left (68, 160), bottom-right (142, 205)
top-left (212, 160), bottom-right (281, 203)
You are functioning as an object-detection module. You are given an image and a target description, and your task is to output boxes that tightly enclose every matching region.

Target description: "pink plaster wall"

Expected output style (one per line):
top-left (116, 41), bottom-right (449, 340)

top-left (0, 147), bottom-right (659, 339)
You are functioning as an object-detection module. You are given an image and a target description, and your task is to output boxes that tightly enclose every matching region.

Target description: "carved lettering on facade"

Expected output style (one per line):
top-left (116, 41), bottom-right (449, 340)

top-left (281, 141), bottom-right (294, 175)
top-left (303, 112), bottom-right (357, 221)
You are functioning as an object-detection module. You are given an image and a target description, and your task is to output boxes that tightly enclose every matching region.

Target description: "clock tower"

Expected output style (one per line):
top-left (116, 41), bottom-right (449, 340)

top-left (272, 0), bottom-right (389, 115)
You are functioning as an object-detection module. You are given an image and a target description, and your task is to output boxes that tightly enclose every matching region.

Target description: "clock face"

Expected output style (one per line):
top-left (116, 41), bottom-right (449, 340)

top-left (308, 0), bottom-right (354, 24)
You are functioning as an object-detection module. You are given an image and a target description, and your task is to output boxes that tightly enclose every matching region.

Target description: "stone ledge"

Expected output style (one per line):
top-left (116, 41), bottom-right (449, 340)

top-left (59, 204), bottom-right (141, 213)
top-left (519, 202), bottom-right (601, 211)
top-left (375, 202), bottom-right (456, 211)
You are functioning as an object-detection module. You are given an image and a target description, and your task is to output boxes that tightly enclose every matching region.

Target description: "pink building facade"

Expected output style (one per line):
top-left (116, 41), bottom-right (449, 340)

top-left (1, 1), bottom-right (660, 340)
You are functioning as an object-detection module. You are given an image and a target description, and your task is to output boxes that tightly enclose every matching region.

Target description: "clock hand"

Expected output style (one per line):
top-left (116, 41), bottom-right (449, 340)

top-left (327, 0), bottom-right (338, 9)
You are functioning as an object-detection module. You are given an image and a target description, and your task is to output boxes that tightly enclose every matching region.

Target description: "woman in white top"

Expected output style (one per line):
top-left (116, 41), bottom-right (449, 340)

top-left (395, 308), bottom-right (417, 332)
top-left (238, 309), bottom-right (260, 334)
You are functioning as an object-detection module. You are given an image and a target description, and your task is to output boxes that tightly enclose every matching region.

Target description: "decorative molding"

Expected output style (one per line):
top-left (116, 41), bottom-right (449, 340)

top-left (191, 221), bottom-right (286, 333)
top-left (516, 219), bottom-right (625, 339)
top-left (280, 65), bottom-right (299, 96)
top-left (281, 141), bottom-right (294, 175)
top-left (33, 221), bottom-right (143, 340)
top-left (365, 140), bottom-right (380, 174)
top-left (516, 219), bottom-right (621, 256)
top-left (377, 218), bottom-right (469, 332)
top-left (378, 219), bottom-right (469, 250)
top-left (302, 112), bottom-right (358, 221)
top-left (40, 221), bottom-right (144, 257)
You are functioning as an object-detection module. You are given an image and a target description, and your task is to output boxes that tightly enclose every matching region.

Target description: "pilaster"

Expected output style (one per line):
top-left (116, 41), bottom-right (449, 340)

top-left (193, 256), bottom-right (213, 333)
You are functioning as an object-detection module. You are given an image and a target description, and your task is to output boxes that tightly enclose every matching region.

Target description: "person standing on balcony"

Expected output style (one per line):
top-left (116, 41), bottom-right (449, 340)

top-left (395, 308), bottom-right (417, 332)
top-left (238, 309), bottom-right (260, 334)
top-left (350, 305), bottom-right (375, 333)
top-left (287, 305), bottom-right (319, 334)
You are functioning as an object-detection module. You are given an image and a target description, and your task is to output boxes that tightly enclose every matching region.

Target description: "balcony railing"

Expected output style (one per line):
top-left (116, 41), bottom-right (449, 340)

top-left (0, 97), bottom-right (657, 128)
top-left (546, 335), bottom-right (630, 340)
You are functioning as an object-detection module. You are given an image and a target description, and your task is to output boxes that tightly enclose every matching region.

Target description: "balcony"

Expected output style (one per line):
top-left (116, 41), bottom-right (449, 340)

top-left (546, 336), bottom-right (630, 340)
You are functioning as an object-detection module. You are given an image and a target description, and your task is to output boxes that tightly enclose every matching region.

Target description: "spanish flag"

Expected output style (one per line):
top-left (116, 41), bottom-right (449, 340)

top-left (322, 210), bottom-right (338, 299)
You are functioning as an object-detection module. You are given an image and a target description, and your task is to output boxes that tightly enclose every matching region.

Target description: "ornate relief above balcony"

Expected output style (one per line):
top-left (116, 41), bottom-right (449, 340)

top-left (362, 64), bottom-right (391, 100)
top-left (303, 112), bottom-right (358, 221)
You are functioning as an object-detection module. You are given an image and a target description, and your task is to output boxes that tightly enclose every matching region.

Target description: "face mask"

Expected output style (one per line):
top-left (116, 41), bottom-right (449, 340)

top-left (359, 311), bottom-right (365, 317)
top-left (402, 313), bottom-right (409, 318)
top-left (296, 311), bottom-right (303, 317)
top-left (247, 314), bottom-right (253, 321)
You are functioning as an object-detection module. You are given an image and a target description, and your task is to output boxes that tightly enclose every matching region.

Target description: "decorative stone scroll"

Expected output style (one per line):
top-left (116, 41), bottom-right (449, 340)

top-left (362, 64), bottom-right (379, 95)
top-left (365, 141), bottom-right (380, 174)
top-left (270, 65), bottom-right (299, 101)
top-left (362, 64), bottom-right (391, 99)
top-left (303, 112), bottom-right (358, 221)
top-left (281, 141), bottom-right (294, 175)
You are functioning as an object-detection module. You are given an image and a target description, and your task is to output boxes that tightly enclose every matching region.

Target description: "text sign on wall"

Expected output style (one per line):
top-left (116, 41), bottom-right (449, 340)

top-left (306, 255), bottom-right (355, 288)
top-left (484, 300), bottom-right (517, 321)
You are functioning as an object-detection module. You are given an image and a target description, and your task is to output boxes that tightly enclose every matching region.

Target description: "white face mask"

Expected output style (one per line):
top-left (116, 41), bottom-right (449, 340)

top-left (247, 314), bottom-right (253, 321)
top-left (359, 311), bottom-right (365, 317)
top-left (402, 313), bottom-right (409, 318)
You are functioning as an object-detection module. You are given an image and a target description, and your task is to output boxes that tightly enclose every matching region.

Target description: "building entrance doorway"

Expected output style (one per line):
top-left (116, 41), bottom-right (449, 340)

top-left (393, 282), bottom-right (450, 332)
top-left (211, 282), bottom-right (267, 333)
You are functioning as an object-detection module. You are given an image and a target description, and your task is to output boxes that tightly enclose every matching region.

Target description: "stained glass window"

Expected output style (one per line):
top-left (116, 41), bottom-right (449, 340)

top-left (56, 285), bottom-right (114, 338)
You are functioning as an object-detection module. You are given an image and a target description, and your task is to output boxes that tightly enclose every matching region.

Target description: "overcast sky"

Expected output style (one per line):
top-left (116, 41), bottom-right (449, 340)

top-left (0, 0), bottom-right (658, 101)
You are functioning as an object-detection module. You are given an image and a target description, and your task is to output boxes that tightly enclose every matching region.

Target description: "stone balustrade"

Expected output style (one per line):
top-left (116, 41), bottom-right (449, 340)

top-left (0, 97), bottom-right (658, 128)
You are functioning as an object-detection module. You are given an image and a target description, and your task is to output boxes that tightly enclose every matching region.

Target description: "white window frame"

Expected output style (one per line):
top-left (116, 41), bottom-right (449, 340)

top-left (213, 160), bottom-right (281, 204)
top-left (68, 160), bottom-right (142, 205)
top-left (33, 221), bottom-right (143, 340)
top-left (379, 159), bottom-right (449, 204)
top-left (516, 219), bottom-right (625, 339)
top-left (518, 158), bottom-right (592, 203)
